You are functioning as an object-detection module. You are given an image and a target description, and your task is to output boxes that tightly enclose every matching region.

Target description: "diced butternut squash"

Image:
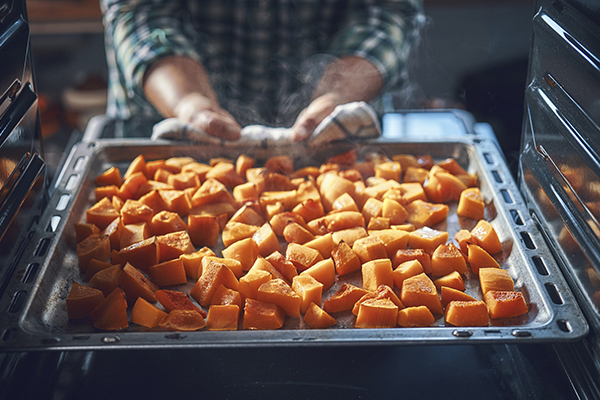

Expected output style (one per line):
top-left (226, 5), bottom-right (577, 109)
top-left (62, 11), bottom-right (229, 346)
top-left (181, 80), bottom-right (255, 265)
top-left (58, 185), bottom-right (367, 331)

top-left (155, 289), bottom-right (206, 317)
top-left (252, 223), bottom-right (281, 257)
top-left (257, 278), bottom-right (301, 318)
top-left (88, 264), bottom-right (122, 297)
top-left (118, 171), bottom-right (147, 200)
top-left (484, 290), bottom-right (528, 319)
top-left (207, 305), bottom-right (240, 331)
top-left (479, 268), bottom-right (514, 295)
top-left (457, 187), bottom-right (485, 220)
top-left (408, 227), bottom-right (449, 255)
top-left (292, 198), bottom-right (325, 222)
top-left (148, 258), bottom-right (188, 286)
top-left (204, 256), bottom-right (244, 280)
top-left (381, 198), bottom-right (408, 225)
top-left (248, 256), bottom-right (287, 282)
top-left (292, 274), bottom-right (323, 315)
top-left (151, 210), bottom-right (187, 236)
top-left (307, 211), bottom-right (365, 236)
top-left (119, 222), bottom-right (151, 249)
top-left (430, 243), bottom-right (468, 276)
top-left (319, 173), bottom-right (356, 212)
top-left (424, 169), bottom-right (467, 203)
top-left (405, 200), bottom-right (449, 229)
top-left (86, 197), bottom-right (120, 230)
top-left (331, 226), bottom-right (368, 247)
top-left (75, 223), bottom-right (100, 243)
top-left (95, 166), bottom-right (123, 187)
top-left (397, 305), bottom-right (435, 327)
top-left (283, 221), bottom-right (315, 245)
top-left (401, 273), bottom-right (443, 315)
top-left (331, 241), bottom-right (361, 277)
top-left (362, 259), bottom-right (394, 291)
top-left (156, 231), bottom-right (195, 262)
top-left (304, 233), bottom-right (335, 259)
top-left (83, 259), bottom-right (115, 282)
top-left (392, 248), bottom-right (432, 274)
top-left (352, 236), bottom-right (387, 264)
top-left (433, 271), bottom-right (465, 291)
top-left (355, 298), bottom-right (399, 328)
top-left (239, 269), bottom-right (272, 302)
top-left (159, 189), bottom-right (192, 215)
top-left (352, 285), bottom-right (404, 315)
top-left (467, 243), bottom-right (500, 274)
top-left (332, 192), bottom-right (360, 213)
top-left (222, 221), bottom-right (259, 247)
top-left (159, 309), bottom-right (207, 331)
top-left (77, 233), bottom-right (111, 273)
top-left (361, 197), bottom-right (383, 226)
top-left (243, 298), bottom-right (286, 330)
top-left (210, 285), bottom-right (242, 308)
top-left (131, 297), bottom-right (168, 328)
top-left (191, 260), bottom-right (239, 306)
top-left (120, 199), bottom-right (154, 226)
top-left (454, 229), bottom-right (474, 255)
top-left (440, 286), bottom-right (476, 307)
top-left (368, 229), bottom-right (409, 258)
top-left (180, 247), bottom-right (215, 280)
top-left (285, 243), bottom-right (323, 272)
top-left (119, 262), bottom-right (158, 304)
top-left (299, 258), bottom-right (336, 291)
top-left (265, 251), bottom-right (298, 283)
top-left (392, 259), bottom-right (424, 289)
top-left (303, 302), bottom-right (337, 329)
top-left (118, 236), bottom-right (160, 273)
top-left (269, 212), bottom-right (307, 237)
top-left (139, 190), bottom-right (168, 214)
top-left (471, 220), bottom-right (502, 254)
top-left (444, 300), bottom-right (489, 327)
top-left (221, 237), bottom-right (260, 271)
top-left (322, 283), bottom-right (370, 314)
top-left (90, 287), bottom-right (129, 330)
top-left (66, 282), bottom-right (105, 319)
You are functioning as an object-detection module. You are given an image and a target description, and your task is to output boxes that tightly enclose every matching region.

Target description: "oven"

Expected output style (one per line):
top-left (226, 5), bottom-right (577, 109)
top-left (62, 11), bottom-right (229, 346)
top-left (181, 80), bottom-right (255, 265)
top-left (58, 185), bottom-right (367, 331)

top-left (1, 0), bottom-right (600, 398)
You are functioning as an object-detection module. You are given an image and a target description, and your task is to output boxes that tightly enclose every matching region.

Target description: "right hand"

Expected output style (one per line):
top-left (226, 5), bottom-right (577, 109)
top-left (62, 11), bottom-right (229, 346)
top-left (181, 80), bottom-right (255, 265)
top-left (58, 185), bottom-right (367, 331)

top-left (174, 93), bottom-right (241, 141)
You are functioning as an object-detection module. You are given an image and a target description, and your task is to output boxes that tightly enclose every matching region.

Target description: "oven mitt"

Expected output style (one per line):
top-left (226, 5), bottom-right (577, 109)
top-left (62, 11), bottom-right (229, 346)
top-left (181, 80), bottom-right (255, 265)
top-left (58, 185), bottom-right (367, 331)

top-left (151, 101), bottom-right (381, 147)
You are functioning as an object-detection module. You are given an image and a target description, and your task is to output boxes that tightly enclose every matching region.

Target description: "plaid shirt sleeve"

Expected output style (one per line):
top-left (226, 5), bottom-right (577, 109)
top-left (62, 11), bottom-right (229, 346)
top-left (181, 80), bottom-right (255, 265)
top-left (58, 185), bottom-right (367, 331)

top-left (101, 0), bottom-right (203, 117)
top-left (330, 0), bottom-right (424, 91)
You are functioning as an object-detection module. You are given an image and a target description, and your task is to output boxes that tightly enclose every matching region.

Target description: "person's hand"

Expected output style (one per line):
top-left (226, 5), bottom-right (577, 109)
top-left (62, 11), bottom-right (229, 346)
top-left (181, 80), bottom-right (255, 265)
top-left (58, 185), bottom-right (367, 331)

top-left (174, 93), bottom-right (241, 140)
top-left (290, 92), bottom-right (345, 141)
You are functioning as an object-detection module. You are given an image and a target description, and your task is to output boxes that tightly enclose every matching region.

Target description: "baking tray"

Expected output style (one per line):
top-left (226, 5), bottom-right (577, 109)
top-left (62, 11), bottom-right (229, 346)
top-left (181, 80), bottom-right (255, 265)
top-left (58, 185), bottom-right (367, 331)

top-left (0, 136), bottom-right (589, 351)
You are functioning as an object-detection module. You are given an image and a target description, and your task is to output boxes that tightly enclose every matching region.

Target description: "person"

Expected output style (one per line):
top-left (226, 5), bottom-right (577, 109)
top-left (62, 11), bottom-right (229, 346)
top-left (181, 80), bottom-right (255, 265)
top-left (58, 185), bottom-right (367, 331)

top-left (101, 0), bottom-right (424, 141)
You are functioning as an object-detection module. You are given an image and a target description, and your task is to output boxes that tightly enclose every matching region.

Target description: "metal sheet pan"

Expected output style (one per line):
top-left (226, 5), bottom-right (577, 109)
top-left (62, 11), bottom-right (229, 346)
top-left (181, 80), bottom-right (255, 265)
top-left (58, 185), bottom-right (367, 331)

top-left (0, 136), bottom-right (589, 351)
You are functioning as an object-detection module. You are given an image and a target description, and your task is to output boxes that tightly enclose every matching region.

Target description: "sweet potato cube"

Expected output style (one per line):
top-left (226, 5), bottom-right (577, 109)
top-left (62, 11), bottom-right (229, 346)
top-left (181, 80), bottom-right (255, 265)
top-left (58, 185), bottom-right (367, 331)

top-left (331, 241), bottom-right (361, 277)
top-left (322, 283), bottom-right (370, 314)
top-left (479, 268), bottom-right (514, 295)
top-left (131, 297), bottom-right (168, 328)
top-left (355, 298), bottom-right (399, 328)
top-left (242, 298), bottom-right (285, 330)
top-left (397, 305), bottom-right (435, 327)
top-left (286, 243), bottom-right (323, 272)
top-left (457, 187), bottom-right (485, 220)
top-left (151, 210), bottom-right (187, 236)
top-left (392, 259), bottom-right (424, 289)
top-left (352, 236), bottom-right (387, 264)
top-left (211, 285), bottom-right (242, 308)
top-left (392, 248), bottom-right (432, 274)
top-left (471, 220), bottom-right (502, 254)
top-left (221, 237), bottom-right (260, 271)
top-left (187, 214), bottom-right (220, 248)
top-left (440, 286), bottom-right (476, 307)
top-left (119, 262), bottom-right (158, 304)
top-left (299, 258), bottom-right (335, 291)
top-left (159, 309), bottom-right (207, 331)
top-left (484, 290), bottom-right (528, 319)
top-left (159, 189), bottom-right (192, 215)
top-left (445, 300), bottom-right (489, 327)
top-left (119, 222), bottom-right (151, 248)
top-left (292, 274), bottom-right (323, 315)
top-left (95, 166), bottom-right (123, 187)
top-left (148, 258), bottom-right (187, 286)
top-left (362, 258), bottom-right (394, 291)
top-left (257, 278), bottom-right (301, 318)
top-left (191, 261), bottom-right (239, 306)
top-left (304, 233), bottom-right (335, 259)
top-left (252, 223), bottom-right (281, 257)
top-left (467, 243), bottom-right (500, 274)
top-left (156, 231), bottom-right (195, 262)
top-left (408, 227), bottom-right (449, 255)
top-left (118, 236), bottom-right (160, 273)
top-left (86, 197), bottom-right (120, 230)
top-left (401, 273), bottom-right (443, 315)
top-left (431, 243), bottom-right (468, 276)
top-left (66, 282), bottom-right (105, 319)
top-left (433, 271), bottom-right (465, 291)
top-left (352, 285), bottom-right (404, 315)
top-left (88, 264), bottom-right (122, 297)
top-left (90, 287), bottom-right (129, 330)
top-left (77, 233), bottom-right (111, 273)
top-left (303, 302), bottom-right (337, 329)
top-left (405, 200), bottom-right (449, 229)
top-left (207, 304), bottom-right (240, 331)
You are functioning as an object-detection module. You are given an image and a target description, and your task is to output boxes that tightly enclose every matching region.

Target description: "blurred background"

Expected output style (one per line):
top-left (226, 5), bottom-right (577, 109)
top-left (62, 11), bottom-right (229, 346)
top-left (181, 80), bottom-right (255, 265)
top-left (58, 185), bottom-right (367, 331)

top-left (28, 0), bottom-right (534, 179)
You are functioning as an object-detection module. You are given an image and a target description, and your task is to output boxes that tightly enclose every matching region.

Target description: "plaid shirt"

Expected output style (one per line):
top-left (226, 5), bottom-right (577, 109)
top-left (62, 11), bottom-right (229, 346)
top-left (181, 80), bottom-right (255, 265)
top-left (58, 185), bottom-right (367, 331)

top-left (101, 0), bottom-right (424, 127)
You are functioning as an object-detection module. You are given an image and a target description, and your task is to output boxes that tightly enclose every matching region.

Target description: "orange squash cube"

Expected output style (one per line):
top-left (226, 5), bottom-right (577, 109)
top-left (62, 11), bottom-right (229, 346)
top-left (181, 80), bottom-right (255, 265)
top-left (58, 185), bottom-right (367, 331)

top-left (239, 269), bottom-right (272, 302)
top-left (86, 197), bottom-right (120, 230)
top-left (139, 189), bottom-right (168, 214)
top-left (76, 233), bottom-right (111, 273)
top-left (66, 282), bottom-right (105, 319)
top-left (257, 278), bottom-right (302, 318)
top-left (285, 243), bottom-right (323, 272)
top-left (454, 229), bottom-right (474, 255)
top-left (207, 304), bottom-right (240, 331)
top-left (368, 229), bottom-right (409, 258)
top-left (120, 199), bottom-right (154, 226)
top-left (445, 300), bottom-right (489, 327)
top-left (322, 283), bottom-right (370, 314)
top-left (431, 243), bottom-right (468, 276)
top-left (222, 237), bottom-right (260, 271)
top-left (156, 231), bottom-right (195, 262)
top-left (397, 305), bottom-right (435, 327)
top-left (424, 169), bottom-right (468, 203)
top-left (118, 236), bottom-right (160, 273)
top-left (159, 189), bottom-right (192, 215)
top-left (252, 223), bottom-right (281, 257)
top-left (433, 271), bottom-right (465, 291)
top-left (119, 262), bottom-right (159, 304)
top-left (381, 198), bottom-right (408, 225)
top-left (210, 285), bottom-right (242, 308)
top-left (90, 287), bottom-right (129, 330)
top-left (283, 221), bottom-right (316, 245)
top-left (479, 268), bottom-right (514, 295)
top-left (192, 178), bottom-right (235, 206)
top-left (83, 259), bottom-right (115, 282)
top-left (331, 241), bottom-right (361, 277)
top-left (392, 259), bottom-right (424, 289)
top-left (181, 161), bottom-right (211, 180)
top-left (118, 171), bottom-right (147, 200)
top-left (352, 236), bottom-right (387, 264)
top-left (222, 221), bottom-right (259, 247)
top-left (159, 309), bottom-right (207, 331)
top-left (484, 290), bottom-right (528, 319)
top-left (148, 258), bottom-right (187, 286)
top-left (408, 227), bottom-right (449, 255)
top-left (405, 200), bottom-right (449, 229)
top-left (119, 222), bottom-right (151, 249)
top-left (331, 192), bottom-right (360, 213)
top-left (191, 261), bottom-right (239, 306)
top-left (355, 298), bottom-right (399, 328)
top-left (457, 187), bottom-right (485, 220)
top-left (248, 256), bottom-right (287, 282)
top-left (352, 285), bottom-right (404, 315)
top-left (236, 154), bottom-right (255, 179)
top-left (306, 211), bottom-right (365, 236)
top-left (303, 302), bottom-right (337, 329)
top-left (401, 273), bottom-right (443, 315)
top-left (95, 166), bottom-right (123, 187)
top-left (362, 258), bottom-right (394, 291)
top-left (242, 298), bottom-right (285, 330)
top-left (440, 286), bottom-right (476, 307)
top-left (180, 247), bottom-right (216, 280)
top-left (187, 214), bottom-right (220, 248)
top-left (398, 182), bottom-right (427, 204)
top-left (304, 233), bottom-right (336, 259)
top-left (265, 251), bottom-right (298, 283)
top-left (471, 220), bottom-right (502, 254)
top-left (292, 274), bottom-right (323, 315)
top-left (95, 185), bottom-right (119, 202)
top-left (292, 198), bottom-right (325, 222)
top-left (74, 222), bottom-right (100, 244)
top-left (467, 243), bottom-right (500, 274)
top-left (392, 248), bottom-right (432, 274)
top-left (88, 264), bottom-right (122, 297)
top-left (361, 197), bottom-right (383, 226)
top-left (300, 258), bottom-right (336, 291)
top-left (131, 297), bottom-right (168, 328)
top-left (155, 289), bottom-right (205, 317)
top-left (151, 210), bottom-right (187, 236)
top-left (331, 226), bottom-right (368, 247)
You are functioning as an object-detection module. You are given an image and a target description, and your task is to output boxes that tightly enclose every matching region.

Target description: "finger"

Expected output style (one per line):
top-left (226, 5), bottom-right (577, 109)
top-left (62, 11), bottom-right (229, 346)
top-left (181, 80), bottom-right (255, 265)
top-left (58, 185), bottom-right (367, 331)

top-left (190, 111), bottom-right (242, 140)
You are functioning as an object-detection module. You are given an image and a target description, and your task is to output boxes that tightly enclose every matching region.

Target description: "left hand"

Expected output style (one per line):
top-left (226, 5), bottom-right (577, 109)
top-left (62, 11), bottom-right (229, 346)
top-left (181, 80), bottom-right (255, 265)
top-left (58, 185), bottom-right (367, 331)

top-left (290, 92), bottom-right (345, 141)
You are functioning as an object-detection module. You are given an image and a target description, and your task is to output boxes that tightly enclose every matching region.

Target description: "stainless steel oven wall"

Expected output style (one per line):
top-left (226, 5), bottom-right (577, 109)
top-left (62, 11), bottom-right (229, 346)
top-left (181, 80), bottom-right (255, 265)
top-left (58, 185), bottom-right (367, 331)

top-left (0, 0), bottom-right (47, 296)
